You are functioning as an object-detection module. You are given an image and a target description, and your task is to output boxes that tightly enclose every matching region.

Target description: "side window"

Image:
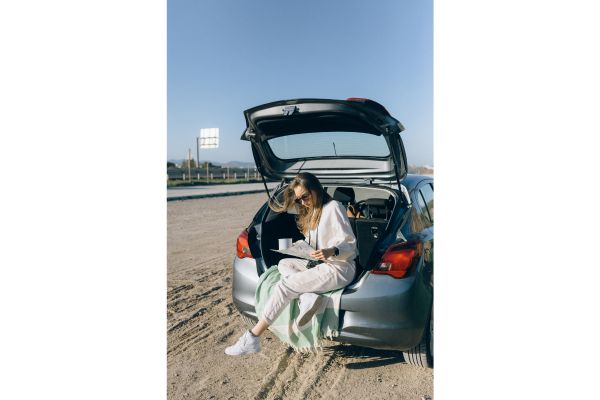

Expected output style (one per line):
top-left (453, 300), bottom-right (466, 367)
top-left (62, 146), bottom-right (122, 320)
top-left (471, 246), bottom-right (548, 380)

top-left (419, 183), bottom-right (434, 224)
top-left (415, 190), bottom-right (431, 228)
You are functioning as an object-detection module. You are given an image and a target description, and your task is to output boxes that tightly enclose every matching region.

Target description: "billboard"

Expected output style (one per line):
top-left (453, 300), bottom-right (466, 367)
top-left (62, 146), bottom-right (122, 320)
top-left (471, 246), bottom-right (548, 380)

top-left (199, 128), bottom-right (219, 149)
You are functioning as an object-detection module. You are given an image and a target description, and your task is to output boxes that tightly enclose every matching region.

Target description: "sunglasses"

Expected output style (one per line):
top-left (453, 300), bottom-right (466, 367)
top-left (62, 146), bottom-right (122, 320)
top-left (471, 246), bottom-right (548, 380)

top-left (295, 193), bottom-right (311, 204)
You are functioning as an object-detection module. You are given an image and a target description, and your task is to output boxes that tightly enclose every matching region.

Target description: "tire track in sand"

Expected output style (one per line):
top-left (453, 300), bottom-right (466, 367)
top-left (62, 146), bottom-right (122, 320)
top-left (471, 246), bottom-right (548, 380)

top-left (252, 347), bottom-right (296, 400)
top-left (292, 348), bottom-right (343, 400)
top-left (168, 291), bottom-right (238, 357)
top-left (250, 346), bottom-right (350, 400)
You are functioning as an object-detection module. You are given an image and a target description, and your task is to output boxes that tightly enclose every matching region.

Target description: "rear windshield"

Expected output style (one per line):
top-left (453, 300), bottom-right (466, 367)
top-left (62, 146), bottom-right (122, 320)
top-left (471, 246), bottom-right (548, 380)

top-left (267, 132), bottom-right (390, 160)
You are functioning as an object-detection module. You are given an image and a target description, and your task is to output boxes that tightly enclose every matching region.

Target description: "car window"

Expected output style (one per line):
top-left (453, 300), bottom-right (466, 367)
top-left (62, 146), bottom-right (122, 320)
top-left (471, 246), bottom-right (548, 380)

top-left (267, 131), bottom-right (390, 159)
top-left (415, 190), bottom-right (432, 228)
top-left (420, 183), bottom-right (433, 223)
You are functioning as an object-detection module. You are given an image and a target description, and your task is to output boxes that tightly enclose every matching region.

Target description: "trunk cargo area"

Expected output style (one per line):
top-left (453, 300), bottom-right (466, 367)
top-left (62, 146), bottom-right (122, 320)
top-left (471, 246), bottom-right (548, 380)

top-left (255, 184), bottom-right (399, 284)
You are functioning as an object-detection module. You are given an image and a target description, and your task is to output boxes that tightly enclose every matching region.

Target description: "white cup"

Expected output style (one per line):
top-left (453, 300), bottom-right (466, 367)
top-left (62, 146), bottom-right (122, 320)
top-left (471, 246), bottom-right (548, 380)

top-left (278, 238), bottom-right (292, 250)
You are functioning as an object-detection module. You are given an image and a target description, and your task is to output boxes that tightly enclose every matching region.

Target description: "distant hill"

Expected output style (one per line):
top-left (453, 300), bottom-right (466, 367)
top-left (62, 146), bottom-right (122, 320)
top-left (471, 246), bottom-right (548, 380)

top-left (167, 159), bottom-right (256, 168)
top-left (408, 165), bottom-right (434, 175)
top-left (168, 159), bottom-right (433, 175)
top-left (216, 161), bottom-right (256, 168)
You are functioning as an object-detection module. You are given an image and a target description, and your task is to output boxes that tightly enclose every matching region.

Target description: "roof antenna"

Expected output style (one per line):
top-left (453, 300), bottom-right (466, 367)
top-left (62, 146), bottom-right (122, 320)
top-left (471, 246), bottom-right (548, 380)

top-left (297, 159), bottom-right (306, 174)
top-left (332, 142), bottom-right (338, 156)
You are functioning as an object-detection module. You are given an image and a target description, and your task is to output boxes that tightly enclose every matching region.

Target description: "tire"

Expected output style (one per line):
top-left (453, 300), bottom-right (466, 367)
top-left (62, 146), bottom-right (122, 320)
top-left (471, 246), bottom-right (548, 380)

top-left (403, 310), bottom-right (433, 368)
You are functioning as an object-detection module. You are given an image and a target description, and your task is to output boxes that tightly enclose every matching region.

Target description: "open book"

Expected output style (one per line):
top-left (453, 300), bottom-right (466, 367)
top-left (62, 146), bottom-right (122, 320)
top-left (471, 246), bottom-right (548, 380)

top-left (272, 240), bottom-right (319, 261)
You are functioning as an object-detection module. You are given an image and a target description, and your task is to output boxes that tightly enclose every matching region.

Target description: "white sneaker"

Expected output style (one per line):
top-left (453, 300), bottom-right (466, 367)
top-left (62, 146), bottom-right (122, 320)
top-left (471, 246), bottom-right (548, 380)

top-left (225, 330), bottom-right (261, 356)
top-left (297, 293), bottom-right (325, 328)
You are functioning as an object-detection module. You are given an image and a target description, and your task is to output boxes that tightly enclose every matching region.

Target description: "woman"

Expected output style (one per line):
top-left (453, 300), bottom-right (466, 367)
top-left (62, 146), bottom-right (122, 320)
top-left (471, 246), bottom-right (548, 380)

top-left (225, 172), bottom-right (357, 356)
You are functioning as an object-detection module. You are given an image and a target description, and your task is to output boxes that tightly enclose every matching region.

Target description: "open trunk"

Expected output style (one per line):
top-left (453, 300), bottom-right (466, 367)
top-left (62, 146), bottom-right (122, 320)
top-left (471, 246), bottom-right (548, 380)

top-left (242, 98), bottom-right (408, 186)
top-left (254, 184), bottom-right (400, 284)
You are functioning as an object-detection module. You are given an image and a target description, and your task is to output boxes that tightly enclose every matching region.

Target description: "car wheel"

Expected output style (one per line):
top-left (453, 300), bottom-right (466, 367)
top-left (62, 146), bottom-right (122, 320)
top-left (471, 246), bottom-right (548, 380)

top-left (403, 309), bottom-right (433, 368)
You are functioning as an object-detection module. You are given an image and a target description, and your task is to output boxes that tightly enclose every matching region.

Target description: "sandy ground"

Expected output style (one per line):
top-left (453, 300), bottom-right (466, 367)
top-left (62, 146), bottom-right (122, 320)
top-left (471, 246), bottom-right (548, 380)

top-left (167, 193), bottom-right (433, 400)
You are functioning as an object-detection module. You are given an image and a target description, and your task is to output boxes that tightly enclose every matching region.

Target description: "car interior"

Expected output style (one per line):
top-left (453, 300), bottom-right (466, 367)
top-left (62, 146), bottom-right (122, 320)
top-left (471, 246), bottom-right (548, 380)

top-left (257, 185), bottom-right (397, 283)
top-left (328, 186), bottom-right (396, 270)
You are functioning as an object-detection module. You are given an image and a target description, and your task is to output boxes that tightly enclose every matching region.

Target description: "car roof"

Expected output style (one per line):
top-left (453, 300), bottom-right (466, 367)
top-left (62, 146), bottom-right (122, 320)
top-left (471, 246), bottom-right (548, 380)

top-left (402, 174), bottom-right (433, 191)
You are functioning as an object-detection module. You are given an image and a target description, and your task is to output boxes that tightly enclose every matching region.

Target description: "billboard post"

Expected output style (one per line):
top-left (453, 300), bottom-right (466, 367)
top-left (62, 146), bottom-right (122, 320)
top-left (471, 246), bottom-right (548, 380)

top-left (196, 137), bottom-right (200, 180)
top-left (199, 128), bottom-right (219, 183)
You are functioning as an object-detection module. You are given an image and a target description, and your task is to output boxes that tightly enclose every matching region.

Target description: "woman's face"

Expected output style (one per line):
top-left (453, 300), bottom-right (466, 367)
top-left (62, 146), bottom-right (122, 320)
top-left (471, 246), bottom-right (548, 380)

top-left (293, 185), bottom-right (313, 208)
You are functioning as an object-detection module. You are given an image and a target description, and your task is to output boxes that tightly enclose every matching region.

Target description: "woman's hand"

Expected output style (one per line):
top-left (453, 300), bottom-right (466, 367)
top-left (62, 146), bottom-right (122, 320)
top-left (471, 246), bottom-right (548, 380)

top-left (310, 247), bottom-right (335, 261)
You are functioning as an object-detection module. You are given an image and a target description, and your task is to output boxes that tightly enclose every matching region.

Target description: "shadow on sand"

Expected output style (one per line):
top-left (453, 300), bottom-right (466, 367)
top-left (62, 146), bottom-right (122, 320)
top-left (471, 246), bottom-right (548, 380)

top-left (322, 344), bottom-right (406, 370)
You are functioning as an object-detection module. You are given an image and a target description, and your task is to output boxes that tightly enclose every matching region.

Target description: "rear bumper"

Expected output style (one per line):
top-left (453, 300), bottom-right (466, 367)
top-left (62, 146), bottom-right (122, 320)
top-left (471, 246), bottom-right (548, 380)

top-left (231, 256), bottom-right (432, 351)
top-left (333, 270), bottom-right (432, 350)
top-left (231, 256), bottom-right (262, 319)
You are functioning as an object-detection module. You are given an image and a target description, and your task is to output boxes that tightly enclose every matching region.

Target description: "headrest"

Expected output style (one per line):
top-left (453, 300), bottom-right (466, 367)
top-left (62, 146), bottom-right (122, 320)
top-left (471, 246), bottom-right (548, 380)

top-left (332, 187), bottom-right (356, 204)
top-left (364, 198), bottom-right (387, 207)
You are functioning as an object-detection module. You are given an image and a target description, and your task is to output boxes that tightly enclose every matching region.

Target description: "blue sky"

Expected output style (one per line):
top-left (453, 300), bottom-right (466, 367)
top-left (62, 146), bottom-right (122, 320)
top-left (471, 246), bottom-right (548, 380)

top-left (168, 0), bottom-right (432, 166)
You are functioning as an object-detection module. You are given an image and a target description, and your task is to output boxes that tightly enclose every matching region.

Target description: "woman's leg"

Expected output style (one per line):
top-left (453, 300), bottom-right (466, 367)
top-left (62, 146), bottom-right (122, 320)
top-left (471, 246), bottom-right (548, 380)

top-left (226, 263), bottom-right (354, 355)
top-left (277, 258), bottom-right (309, 278)
top-left (225, 262), bottom-right (309, 355)
top-left (246, 259), bottom-right (311, 338)
top-left (250, 319), bottom-right (269, 336)
top-left (259, 262), bottom-right (352, 325)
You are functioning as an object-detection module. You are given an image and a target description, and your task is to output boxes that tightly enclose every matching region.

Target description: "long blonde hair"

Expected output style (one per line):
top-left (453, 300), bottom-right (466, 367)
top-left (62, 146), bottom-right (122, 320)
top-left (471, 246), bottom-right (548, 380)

top-left (269, 172), bottom-right (332, 235)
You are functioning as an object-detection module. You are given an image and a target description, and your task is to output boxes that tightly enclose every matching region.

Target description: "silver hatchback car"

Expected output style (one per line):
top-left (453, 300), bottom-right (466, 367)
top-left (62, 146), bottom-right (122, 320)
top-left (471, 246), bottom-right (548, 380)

top-left (232, 98), bottom-right (433, 367)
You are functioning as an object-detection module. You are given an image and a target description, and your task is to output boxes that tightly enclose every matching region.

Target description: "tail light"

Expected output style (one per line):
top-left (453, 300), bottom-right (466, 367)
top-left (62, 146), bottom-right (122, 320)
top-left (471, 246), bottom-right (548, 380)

top-left (372, 241), bottom-right (422, 279)
top-left (236, 229), bottom-right (253, 259)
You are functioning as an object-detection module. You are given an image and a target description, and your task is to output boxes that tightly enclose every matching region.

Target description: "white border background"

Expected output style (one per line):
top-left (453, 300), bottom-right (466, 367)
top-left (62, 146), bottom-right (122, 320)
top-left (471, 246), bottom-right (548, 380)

top-left (1, 1), bottom-right (166, 399)
top-left (1, 1), bottom-right (599, 399)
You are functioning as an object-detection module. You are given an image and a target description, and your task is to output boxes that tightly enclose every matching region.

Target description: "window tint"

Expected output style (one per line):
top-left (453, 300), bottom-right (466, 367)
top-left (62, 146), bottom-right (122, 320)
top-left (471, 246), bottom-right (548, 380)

top-left (415, 190), bottom-right (432, 228)
top-left (267, 131), bottom-right (390, 159)
top-left (419, 183), bottom-right (434, 223)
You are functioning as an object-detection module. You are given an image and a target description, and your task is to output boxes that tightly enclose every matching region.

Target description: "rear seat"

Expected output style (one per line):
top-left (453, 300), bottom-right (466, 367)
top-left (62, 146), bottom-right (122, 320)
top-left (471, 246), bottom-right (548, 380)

top-left (354, 198), bottom-right (394, 267)
top-left (331, 188), bottom-right (397, 279)
top-left (355, 218), bottom-right (387, 267)
top-left (331, 187), bottom-right (358, 238)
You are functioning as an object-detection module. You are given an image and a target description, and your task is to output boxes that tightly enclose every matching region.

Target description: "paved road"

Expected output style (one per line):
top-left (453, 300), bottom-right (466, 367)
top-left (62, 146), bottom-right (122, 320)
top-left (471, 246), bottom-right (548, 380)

top-left (167, 182), bottom-right (278, 201)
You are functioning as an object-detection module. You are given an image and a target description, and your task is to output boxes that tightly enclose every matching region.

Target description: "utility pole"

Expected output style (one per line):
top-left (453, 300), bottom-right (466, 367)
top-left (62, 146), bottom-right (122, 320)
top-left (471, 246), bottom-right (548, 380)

top-left (196, 137), bottom-right (200, 181)
top-left (187, 149), bottom-right (192, 181)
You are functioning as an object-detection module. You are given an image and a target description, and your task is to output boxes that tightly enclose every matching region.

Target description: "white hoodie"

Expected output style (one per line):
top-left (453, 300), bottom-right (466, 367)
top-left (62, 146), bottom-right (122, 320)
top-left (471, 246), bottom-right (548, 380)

top-left (304, 199), bottom-right (357, 271)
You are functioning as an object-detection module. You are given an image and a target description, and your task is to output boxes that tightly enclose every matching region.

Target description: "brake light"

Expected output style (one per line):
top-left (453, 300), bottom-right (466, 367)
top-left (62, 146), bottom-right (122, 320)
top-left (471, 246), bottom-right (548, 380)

top-left (372, 241), bottom-right (422, 279)
top-left (236, 229), bottom-right (253, 259)
top-left (346, 97), bottom-right (369, 101)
